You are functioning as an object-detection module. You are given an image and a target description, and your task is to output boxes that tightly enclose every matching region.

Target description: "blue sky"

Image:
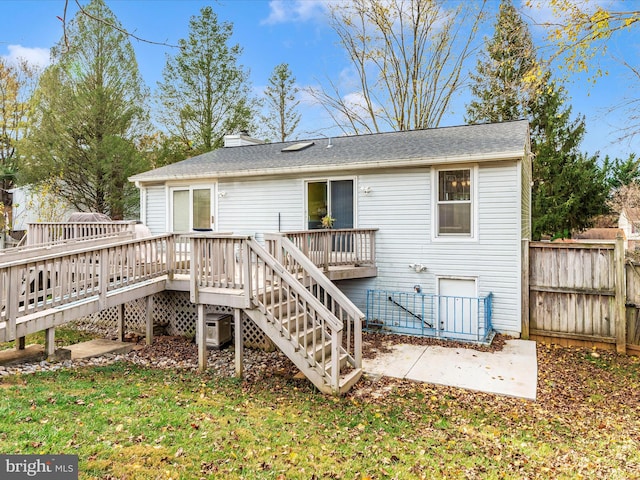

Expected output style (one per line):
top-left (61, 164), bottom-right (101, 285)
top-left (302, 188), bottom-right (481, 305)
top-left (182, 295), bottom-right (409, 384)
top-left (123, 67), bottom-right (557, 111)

top-left (1, 0), bottom-right (638, 159)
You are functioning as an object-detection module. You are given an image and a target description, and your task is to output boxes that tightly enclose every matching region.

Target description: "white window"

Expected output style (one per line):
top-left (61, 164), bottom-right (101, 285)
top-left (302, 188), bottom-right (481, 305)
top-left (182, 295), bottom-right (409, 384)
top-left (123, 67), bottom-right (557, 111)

top-left (306, 179), bottom-right (354, 230)
top-left (170, 186), bottom-right (214, 232)
top-left (436, 168), bottom-right (473, 237)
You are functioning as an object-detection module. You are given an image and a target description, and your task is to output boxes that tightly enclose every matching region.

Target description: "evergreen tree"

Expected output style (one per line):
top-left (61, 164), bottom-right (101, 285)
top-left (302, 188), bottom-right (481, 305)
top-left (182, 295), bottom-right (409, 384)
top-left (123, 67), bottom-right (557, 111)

top-left (261, 63), bottom-right (300, 142)
top-left (466, 0), bottom-right (536, 124)
top-left (21, 0), bottom-right (148, 219)
top-left (157, 6), bottom-right (257, 155)
top-left (530, 73), bottom-right (609, 239)
top-left (467, 0), bottom-right (609, 239)
top-left (606, 153), bottom-right (640, 189)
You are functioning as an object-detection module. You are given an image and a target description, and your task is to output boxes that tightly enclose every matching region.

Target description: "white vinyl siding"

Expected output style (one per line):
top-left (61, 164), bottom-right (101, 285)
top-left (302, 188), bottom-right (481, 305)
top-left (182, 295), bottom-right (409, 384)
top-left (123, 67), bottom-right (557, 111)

top-left (337, 163), bottom-right (522, 335)
top-left (144, 186), bottom-right (166, 235)
top-left (521, 153), bottom-right (532, 240)
top-left (217, 178), bottom-right (303, 234)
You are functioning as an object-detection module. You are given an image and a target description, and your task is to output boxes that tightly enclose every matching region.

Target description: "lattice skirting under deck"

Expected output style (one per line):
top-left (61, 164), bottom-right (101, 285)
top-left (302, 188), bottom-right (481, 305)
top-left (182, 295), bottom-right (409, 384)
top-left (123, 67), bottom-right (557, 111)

top-left (83, 291), bottom-right (274, 351)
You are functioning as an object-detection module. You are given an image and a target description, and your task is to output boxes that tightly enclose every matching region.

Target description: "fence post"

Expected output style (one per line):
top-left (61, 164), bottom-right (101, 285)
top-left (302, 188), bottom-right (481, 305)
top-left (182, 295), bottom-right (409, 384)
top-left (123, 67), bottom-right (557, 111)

top-left (521, 239), bottom-right (530, 340)
top-left (615, 233), bottom-right (627, 354)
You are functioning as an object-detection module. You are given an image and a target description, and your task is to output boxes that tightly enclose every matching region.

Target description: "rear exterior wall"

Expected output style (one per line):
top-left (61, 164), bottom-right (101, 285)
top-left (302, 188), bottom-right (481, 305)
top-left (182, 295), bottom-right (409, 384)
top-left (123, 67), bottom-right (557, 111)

top-left (139, 160), bottom-right (523, 335)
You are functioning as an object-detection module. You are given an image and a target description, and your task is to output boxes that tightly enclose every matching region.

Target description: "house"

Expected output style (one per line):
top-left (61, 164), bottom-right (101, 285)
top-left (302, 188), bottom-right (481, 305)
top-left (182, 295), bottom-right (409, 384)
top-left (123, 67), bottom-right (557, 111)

top-left (129, 120), bottom-right (531, 340)
top-left (572, 228), bottom-right (626, 248)
top-left (619, 207), bottom-right (640, 250)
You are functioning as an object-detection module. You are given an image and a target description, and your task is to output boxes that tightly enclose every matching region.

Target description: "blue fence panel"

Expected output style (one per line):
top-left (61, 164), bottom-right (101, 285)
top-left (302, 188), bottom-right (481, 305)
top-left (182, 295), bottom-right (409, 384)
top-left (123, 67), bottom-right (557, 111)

top-left (365, 289), bottom-right (493, 344)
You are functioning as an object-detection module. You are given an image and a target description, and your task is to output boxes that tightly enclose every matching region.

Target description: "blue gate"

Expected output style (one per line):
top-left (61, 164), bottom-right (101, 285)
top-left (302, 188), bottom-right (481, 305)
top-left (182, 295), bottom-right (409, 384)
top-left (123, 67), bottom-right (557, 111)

top-left (365, 289), bottom-right (494, 344)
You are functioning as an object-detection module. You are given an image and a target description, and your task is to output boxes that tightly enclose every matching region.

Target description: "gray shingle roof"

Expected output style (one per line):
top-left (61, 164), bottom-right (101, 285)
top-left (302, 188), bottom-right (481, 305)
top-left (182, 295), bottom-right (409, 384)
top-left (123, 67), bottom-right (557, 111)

top-left (130, 120), bottom-right (529, 183)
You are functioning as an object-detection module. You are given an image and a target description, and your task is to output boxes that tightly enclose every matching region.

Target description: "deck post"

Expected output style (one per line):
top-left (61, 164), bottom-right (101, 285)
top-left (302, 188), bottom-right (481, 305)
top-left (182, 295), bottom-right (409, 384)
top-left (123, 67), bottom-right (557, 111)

top-left (615, 233), bottom-right (627, 354)
top-left (116, 303), bottom-right (125, 342)
top-left (234, 308), bottom-right (243, 378)
top-left (145, 295), bottom-right (154, 346)
top-left (521, 239), bottom-right (530, 340)
top-left (197, 303), bottom-right (207, 371)
top-left (323, 231), bottom-right (330, 272)
top-left (98, 248), bottom-right (109, 310)
top-left (7, 265), bottom-right (18, 342)
top-left (44, 328), bottom-right (55, 357)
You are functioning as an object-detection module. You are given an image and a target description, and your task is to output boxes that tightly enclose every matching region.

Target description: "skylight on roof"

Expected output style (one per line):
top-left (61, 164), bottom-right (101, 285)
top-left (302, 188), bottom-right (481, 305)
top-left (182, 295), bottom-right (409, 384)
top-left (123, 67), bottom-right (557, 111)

top-left (281, 141), bottom-right (315, 152)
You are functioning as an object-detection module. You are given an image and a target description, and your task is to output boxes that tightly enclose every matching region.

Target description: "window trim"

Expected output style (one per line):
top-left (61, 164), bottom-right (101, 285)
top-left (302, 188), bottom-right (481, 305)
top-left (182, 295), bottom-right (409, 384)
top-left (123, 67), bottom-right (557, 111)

top-left (303, 176), bottom-right (357, 230)
top-left (167, 184), bottom-right (216, 233)
top-left (432, 166), bottom-right (477, 241)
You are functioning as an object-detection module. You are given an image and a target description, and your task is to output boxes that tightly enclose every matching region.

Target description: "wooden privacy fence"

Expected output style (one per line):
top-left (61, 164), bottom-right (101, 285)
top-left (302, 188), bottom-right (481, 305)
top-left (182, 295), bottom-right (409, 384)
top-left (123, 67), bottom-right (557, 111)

top-left (525, 236), bottom-right (640, 354)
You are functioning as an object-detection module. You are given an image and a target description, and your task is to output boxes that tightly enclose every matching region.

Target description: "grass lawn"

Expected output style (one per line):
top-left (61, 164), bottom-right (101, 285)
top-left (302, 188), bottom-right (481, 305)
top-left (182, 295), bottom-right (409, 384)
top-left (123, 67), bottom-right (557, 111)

top-left (0, 342), bottom-right (639, 479)
top-left (0, 326), bottom-right (99, 351)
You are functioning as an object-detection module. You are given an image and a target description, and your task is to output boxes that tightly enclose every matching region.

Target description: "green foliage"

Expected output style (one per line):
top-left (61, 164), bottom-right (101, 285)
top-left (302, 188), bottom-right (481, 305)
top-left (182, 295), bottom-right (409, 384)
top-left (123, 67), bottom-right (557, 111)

top-left (467, 0), bottom-right (610, 239)
top-left (20, 0), bottom-right (149, 220)
top-left (530, 74), bottom-right (609, 239)
top-left (605, 153), bottom-right (640, 189)
top-left (261, 63), bottom-right (300, 142)
top-left (466, 0), bottom-right (537, 124)
top-left (0, 58), bottom-right (39, 220)
top-left (136, 132), bottom-right (189, 170)
top-left (156, 6), bottom-right (257, 155)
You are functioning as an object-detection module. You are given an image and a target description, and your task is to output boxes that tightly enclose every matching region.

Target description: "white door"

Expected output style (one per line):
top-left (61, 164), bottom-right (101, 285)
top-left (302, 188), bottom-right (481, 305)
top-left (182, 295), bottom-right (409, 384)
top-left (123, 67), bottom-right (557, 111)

top-left (170, 186), bottom-right (215, 232)
top-left (438, 278), bottom-right (478, 337)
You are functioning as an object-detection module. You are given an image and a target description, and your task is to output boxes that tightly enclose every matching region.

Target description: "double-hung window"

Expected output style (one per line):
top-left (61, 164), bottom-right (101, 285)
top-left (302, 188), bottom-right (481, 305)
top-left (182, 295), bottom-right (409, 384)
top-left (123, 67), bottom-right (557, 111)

top-left (436, 169), bottom-right (473, 237)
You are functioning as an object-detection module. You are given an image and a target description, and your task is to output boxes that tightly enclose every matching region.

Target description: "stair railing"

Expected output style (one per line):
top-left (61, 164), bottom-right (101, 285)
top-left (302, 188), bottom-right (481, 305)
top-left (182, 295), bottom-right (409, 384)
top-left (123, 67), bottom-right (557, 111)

top-left (265, 233), bottom-right (363, 370)
top-left (246, 238), bottom-right (345, 391)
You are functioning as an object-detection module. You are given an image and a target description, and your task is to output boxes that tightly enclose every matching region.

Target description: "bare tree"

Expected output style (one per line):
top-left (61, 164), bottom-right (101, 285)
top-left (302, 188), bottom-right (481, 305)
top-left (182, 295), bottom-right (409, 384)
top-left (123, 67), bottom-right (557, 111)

top-left (261, 63), bottom-right (301, 142)
top-left (310, 0), bottom-right (487, 134)
top-left (528, 1), bottom-right (640, 140)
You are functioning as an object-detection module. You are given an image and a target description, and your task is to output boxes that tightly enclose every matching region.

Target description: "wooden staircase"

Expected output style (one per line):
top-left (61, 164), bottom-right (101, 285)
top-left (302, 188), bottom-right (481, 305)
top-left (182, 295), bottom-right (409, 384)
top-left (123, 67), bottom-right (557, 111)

top-left (244, 292), bottom-right (361, 395)
top-left (189, 234), bottom-right (364, 394)
top-left (241, 237), bottom-right (363, 394)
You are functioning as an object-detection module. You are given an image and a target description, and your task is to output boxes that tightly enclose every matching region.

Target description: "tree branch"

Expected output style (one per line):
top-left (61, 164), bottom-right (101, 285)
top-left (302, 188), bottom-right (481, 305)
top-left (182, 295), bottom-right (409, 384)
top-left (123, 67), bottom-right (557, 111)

top-left (59, 0), bottom-right (180, 50)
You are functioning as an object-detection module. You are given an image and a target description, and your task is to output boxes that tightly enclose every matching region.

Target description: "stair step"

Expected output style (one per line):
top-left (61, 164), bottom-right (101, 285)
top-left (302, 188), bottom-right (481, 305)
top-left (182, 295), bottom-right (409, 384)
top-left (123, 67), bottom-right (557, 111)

top-left (325, 352), bottom-right (349, 376)
top-left (296, 324), bottom-right (325, 346)
top-left (338, 368), bottom-right (363, 394)
top-left (256, 288), bottom-right (284, 306)
top-left (306, 339), bottom-right (332, 362)
top-left (278, 313), bottom-right (307, 333)
top-left (269, 298), bottom-right (298, 317)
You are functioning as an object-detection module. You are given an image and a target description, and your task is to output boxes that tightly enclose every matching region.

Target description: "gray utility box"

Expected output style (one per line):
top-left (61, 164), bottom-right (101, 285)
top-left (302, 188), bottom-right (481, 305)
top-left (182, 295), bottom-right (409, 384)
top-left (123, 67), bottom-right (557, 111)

top-left (205, 313), bottom-right (232, 349)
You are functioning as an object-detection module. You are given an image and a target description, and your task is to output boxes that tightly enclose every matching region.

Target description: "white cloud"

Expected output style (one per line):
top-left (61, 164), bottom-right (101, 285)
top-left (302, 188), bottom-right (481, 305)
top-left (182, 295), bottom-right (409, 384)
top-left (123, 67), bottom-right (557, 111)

top-left (261, 0), bottom-right (329, 25)
top-left (2, 44), bottom-right (50, 68)
top-left (342, 91), bottom-right (374, 118)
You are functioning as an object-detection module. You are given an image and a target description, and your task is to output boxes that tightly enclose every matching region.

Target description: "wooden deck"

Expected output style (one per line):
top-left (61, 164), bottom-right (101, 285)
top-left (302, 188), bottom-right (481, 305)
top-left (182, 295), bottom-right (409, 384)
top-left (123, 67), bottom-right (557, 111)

top-left (0, 227), bottom-right (377, 394)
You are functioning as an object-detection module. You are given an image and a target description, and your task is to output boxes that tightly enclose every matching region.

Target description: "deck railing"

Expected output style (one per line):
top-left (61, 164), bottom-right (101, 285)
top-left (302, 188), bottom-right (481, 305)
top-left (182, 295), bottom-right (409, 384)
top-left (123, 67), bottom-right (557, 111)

top-left (282, 229), bottom-right (377, 271)
top-left (0, 234), bottom-right (174, 341)
top-left (189, 235), bottom-right (249, 296)
top-left (26, 221), bottom-right (137, 246)
top-left (366, 289), bottom-right (494, 344)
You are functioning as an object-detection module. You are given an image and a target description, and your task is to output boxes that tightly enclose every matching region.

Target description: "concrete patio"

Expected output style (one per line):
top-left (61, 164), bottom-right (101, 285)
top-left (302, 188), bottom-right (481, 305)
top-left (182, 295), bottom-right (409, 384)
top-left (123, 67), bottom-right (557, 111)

top-left (362, 339), bottom-right (538, 400)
